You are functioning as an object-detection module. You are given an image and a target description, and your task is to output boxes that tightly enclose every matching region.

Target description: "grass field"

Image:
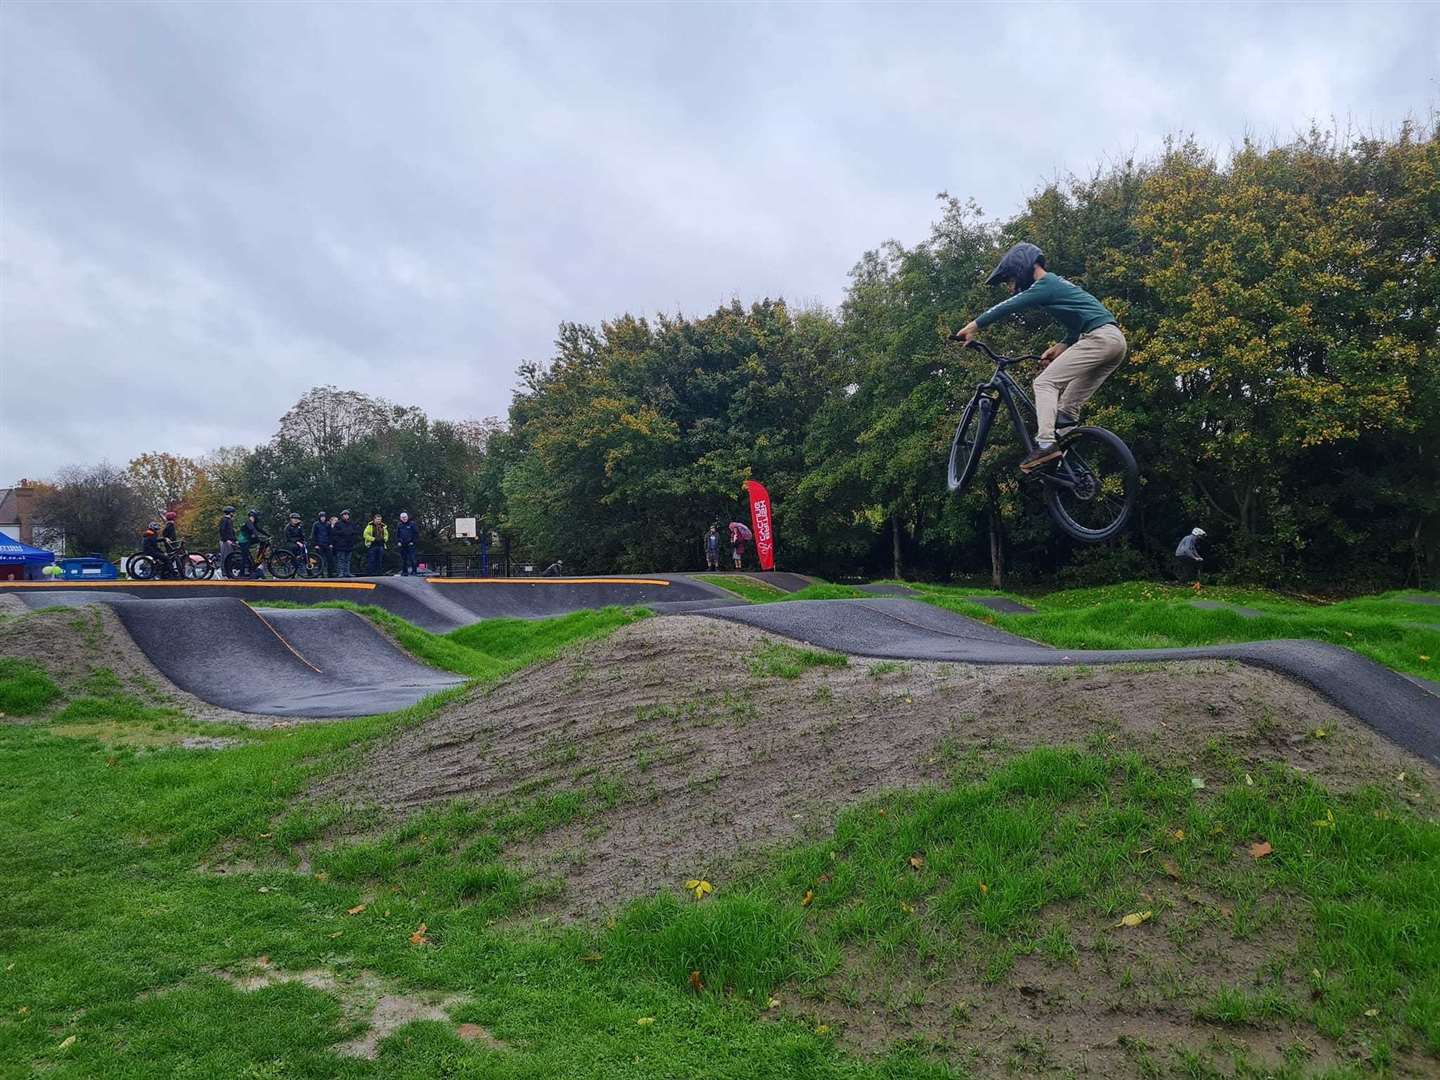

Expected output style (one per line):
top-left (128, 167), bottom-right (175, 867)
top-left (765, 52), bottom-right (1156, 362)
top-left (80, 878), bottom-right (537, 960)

top-left (697, 575), bottom-right (869, 604)
top-left (2, 594), bottom-right (1438, 1077)
top-left (890, 584), bottom-right (1440, 681)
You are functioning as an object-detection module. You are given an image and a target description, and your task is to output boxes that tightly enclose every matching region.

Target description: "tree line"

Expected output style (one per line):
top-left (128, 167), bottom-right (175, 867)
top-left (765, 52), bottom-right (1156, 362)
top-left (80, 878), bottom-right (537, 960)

top-left (35, 124), bottom-right (1439, 588)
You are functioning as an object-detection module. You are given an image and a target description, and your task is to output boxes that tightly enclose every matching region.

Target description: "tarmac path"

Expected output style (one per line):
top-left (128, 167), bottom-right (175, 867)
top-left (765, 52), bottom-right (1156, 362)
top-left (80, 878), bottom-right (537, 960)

top-left (698, 598), bottom-right (1440, 767)
top-left (4, 580), bottom-right (1436, 762)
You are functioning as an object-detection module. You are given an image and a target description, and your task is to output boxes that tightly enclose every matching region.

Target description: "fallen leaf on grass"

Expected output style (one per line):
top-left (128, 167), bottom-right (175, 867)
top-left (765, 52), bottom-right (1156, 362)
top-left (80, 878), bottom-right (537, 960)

top-left (1190, 777), bottom-right (1206, 790)
top-left (347, 904), bottom-right (366, 915)
top-left (18, 1007), bottom-right (28, 1015)
top-left (1313, 810), bottom-right (1336, 830)
top-left (1170, 829), bottom-right (1185, 842)
top-left (58, 1035), bottom-right (76, 1051)
top-left (1161, 859), bottom-right (1182, 880)
top-left (578, 953), bottom-right (603, 964)
top-left (908, 855), bottom-right (925, 871)
top-left (636, 1016), bottom-right (654, 1026)
top-left (899, 901), bottom-right (914, 914)
top-left (409, 923), bottom-right (429, 945)
top-left (1115, 910), bottom-right (1153, 928)
top-left (801, 890), bottom-right (814, 907)
top-left (816, 1024), bottom-right (831, 1035)
top-left (766, 997), bottom-right (781, 1009)
top-left (1312, 728), bottom-right (1329, 739)
top-left (685, 879), bottom-right (712, 901)
top-left (1244, 774), bottom-right (1254, 786)
top-left (978, 882), bottom-right (989, 895)
top-left (1396, 772), bottom-right (1407, 783)
top-left (1249, 841), bottom-right (1273, 859)
top-left (1364, 1008), bottom-right (1379, 1018)
top-left (258, 832), bottom-right (272, 839)
top-left (688, 970), bottom-right (704, 993)
top-left (329, 931), bottom-right (343, 939)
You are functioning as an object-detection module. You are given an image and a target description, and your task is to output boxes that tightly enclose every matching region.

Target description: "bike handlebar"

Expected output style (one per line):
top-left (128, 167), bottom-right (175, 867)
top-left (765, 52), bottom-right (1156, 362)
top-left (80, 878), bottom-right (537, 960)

top-left (950, 337), bottom-right (1045, 365)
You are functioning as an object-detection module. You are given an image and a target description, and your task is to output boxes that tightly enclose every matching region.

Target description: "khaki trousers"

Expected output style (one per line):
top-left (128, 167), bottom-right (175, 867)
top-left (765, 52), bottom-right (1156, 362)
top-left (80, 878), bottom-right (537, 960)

top-left (1033, 323), bottom-right (1127, 441)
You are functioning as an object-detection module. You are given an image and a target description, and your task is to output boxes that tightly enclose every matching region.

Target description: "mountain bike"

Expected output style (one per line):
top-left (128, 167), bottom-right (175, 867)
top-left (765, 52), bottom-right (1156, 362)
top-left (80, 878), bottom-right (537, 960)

top-left (128, 540), bottom-right (212, 581)
top-left (222, 539), bottom-right (302, 580)
top-left (946, 339), bottom-right (1137, 543)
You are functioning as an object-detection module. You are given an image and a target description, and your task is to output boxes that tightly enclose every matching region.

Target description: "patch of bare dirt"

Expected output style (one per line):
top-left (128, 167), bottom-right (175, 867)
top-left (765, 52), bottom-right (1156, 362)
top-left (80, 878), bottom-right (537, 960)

top-left (210, 957), bottom-right (494, 1059)
top-left (0, 603), bottom-right (275, 729)
top-left (316, 616), bottom-right (1437, 920)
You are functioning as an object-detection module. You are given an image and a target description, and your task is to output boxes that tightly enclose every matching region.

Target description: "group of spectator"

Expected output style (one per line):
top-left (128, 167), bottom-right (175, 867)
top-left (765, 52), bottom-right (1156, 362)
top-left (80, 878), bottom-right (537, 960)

top-left (217, 507), bottom-right (422, 578)
top-left (704, 521), bottom-right (750, 570)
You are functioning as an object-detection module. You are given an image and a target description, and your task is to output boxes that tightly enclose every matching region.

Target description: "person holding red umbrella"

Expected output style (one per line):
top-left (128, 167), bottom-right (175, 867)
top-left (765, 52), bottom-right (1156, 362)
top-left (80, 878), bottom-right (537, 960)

top-left (728, 520), bottom-right (752, 570)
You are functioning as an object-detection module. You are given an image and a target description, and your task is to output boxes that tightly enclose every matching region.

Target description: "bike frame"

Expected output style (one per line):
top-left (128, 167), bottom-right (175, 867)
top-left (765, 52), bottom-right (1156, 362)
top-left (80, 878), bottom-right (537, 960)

top-left (954, 340), bottom-right (1095, 501)
top-left (962, 340), bottom-right (1044, 455)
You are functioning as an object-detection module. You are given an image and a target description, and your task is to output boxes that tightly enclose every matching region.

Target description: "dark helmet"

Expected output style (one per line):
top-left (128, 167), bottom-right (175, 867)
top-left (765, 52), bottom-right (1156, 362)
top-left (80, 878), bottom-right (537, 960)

top-left (247, 509), bottom-right (259, 518)
top-left (340, 509), bottom-right (351, 516)
top-left (289, 512), bottom-right (301, 520)
top-left (985, 242), bottom-right (1045, 292)
top-left (316, 510), bottom-right (326, 517)
top-left (222, 506), bottom-right (235, 514)
top-left (164, 510), bottom-right (177, 521)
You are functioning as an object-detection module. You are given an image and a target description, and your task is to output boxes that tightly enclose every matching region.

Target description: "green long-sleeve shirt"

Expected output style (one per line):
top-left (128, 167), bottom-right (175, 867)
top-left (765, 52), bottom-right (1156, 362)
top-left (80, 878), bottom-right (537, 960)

top-left (974, 272), bottom-right (1116, 344)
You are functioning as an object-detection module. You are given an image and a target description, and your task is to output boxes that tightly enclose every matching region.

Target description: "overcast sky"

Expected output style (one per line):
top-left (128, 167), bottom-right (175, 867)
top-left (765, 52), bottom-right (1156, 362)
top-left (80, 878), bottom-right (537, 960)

top-left (1, 1), bottom-right (1436, 482)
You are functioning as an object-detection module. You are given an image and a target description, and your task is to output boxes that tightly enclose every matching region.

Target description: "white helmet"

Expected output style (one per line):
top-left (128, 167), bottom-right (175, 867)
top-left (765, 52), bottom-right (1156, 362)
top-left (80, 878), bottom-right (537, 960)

top-left (1192, 527), bottom-right (1206, 537)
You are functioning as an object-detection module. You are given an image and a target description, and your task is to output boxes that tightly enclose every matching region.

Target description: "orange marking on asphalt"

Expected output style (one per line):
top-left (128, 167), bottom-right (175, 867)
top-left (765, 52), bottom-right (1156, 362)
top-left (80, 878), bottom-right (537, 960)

top-left (428, 577), bottom-right (671, 587)
top-left (245, 606), bottom-right (324, 673)
top-left (0, 580), bottom-right (376, 590)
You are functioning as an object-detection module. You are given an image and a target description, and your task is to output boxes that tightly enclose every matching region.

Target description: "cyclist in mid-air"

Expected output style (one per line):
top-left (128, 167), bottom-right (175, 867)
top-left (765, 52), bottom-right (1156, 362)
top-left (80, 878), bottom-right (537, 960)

top-left (952, 243), bottom-right (1127, 473)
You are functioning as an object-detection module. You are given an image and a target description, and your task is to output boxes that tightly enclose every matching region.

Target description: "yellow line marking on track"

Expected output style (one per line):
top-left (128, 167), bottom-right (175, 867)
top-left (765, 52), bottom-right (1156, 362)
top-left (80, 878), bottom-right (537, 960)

top-left (428, 577), bottom-right (671, 587)
top-left (245, 606), bottom-right (324, 673)
top-left (0, 580), bottom-right (376, 590)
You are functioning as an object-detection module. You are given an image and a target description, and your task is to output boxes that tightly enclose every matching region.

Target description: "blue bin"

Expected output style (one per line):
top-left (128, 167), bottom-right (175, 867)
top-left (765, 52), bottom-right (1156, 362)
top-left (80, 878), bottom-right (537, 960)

top-left (59, 556), bottom-right (119, 581)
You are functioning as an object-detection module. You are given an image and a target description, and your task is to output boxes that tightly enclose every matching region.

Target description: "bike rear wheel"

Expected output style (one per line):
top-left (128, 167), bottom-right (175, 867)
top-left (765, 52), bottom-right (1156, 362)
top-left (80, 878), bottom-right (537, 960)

top-left (182, 553), bottom-right (213, 580)
top-left (222, 551), bottom-right (249, 580)
top-left (129, 554), bottom-right (158, 581)
top-left (268, 551), bottom-right (298, 579)
top-left (1041, 426), bottom-right (1137, 543)
top-left (946, 396), bottom-right (995, 496)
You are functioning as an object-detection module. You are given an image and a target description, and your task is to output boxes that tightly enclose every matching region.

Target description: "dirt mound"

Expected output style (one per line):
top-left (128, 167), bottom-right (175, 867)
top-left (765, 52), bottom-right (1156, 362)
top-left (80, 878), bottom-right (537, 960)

top-left (317, 616), bottom-right (1434, 918)
top-left (0, 602), bottom-right (262, 728)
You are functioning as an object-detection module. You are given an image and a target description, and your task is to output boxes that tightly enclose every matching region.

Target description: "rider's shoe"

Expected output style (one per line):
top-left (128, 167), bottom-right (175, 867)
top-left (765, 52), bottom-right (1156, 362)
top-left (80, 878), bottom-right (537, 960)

top-left (1019, 443), bottom-right (1063, 473)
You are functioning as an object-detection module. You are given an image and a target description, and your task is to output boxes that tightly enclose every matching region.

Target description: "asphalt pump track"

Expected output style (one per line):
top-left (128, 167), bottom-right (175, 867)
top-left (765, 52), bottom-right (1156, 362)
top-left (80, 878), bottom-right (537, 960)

top-left (699, 598), bottom-right (1440, 768)
top-left (4, 580), bottom-right (1436, 763)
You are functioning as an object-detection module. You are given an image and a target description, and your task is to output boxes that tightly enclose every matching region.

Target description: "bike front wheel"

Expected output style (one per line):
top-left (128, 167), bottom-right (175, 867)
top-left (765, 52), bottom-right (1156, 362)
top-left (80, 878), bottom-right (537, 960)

top-left (268, 551), bottom-right (298, 579)
top-left (1041, 426), bottom-right (1138, 543)
top-left (129, 554), bottom-right (158, 581)
top-left (946, 396), bottom-right (995, 496)
top-left (222, 551), bottom-right (249, 580)
top-left (183, 553), bottom-right (213, 580)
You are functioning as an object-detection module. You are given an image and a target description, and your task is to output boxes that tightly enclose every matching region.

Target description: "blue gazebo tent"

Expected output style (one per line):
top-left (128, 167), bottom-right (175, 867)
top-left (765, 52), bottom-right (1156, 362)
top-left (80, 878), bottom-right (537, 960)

top-left (0, 530), bottom-right (56, 580)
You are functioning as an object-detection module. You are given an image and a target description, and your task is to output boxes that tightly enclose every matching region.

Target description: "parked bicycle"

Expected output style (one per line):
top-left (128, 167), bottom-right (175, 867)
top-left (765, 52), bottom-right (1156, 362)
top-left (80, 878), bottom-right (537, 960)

top-left (128, 539), bottom-right (214, 581)
top-left (946, 339), bottom-right (1137, 543)
top-left (223, 539), bottom-right (288, 580)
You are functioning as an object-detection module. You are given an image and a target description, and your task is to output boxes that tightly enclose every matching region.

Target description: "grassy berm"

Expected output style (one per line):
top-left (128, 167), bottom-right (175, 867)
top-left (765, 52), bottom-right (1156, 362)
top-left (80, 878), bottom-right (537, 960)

top-left (1, 599), bottom-right (1437, 1079)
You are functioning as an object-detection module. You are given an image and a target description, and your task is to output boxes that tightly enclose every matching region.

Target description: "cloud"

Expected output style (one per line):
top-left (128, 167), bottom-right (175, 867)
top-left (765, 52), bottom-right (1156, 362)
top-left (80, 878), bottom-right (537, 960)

top-left (2, 0), bottom-right (1435, 480)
